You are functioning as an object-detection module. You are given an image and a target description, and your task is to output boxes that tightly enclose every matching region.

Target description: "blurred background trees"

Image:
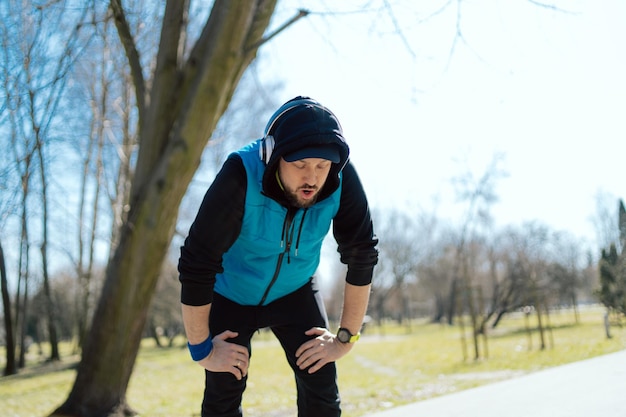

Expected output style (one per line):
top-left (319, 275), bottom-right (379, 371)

top-left (1, 0), bottom-right (622, 368)
top-left (0, 0), bottom-right (623, 415)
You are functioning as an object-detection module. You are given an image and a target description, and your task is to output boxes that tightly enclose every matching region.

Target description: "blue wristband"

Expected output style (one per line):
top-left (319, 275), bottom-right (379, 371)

top-left (187, 335), bottom-right (213, 361)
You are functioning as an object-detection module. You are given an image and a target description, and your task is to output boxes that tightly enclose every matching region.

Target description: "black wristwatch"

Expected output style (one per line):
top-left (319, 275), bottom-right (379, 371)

top-left (336, 327), bottom-right (360, 344)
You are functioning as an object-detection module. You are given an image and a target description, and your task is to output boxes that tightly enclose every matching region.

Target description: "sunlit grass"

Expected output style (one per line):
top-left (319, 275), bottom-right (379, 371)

top-left (1, 306), bottom-right (625, 417)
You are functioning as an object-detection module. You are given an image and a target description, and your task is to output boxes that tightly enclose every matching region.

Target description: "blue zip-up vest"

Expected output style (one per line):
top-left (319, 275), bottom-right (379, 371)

top-left (213, 139), bottom-right (342, 306)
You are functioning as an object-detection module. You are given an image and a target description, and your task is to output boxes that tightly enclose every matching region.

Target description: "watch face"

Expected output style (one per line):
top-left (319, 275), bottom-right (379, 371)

top-left (337, 328), bottom-right (351, 343)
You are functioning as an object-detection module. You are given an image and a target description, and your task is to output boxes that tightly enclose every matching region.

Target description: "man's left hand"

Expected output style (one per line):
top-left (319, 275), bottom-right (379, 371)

top-left (295, 327), bottom-right (353, 374)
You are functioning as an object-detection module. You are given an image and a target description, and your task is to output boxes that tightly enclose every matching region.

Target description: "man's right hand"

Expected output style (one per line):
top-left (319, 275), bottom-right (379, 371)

top-left (198, 330), bottom-right (249, 380)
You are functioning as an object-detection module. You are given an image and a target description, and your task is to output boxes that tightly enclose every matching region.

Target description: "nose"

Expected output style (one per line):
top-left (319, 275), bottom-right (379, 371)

top-left (302, 166), bottom-right (317, 184)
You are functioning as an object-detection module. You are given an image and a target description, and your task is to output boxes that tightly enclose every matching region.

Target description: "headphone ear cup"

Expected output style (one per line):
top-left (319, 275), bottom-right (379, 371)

top-left (260, 135), bottom-right (275, 164)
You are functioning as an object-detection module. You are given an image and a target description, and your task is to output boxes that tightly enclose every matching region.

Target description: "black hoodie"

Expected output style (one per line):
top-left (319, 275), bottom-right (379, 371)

top-left (178, 97), bottom-right (378, 306)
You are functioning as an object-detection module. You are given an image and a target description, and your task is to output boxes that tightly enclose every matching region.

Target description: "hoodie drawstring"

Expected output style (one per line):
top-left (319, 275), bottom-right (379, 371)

top-left (280, 207), bottom-right (308, 263)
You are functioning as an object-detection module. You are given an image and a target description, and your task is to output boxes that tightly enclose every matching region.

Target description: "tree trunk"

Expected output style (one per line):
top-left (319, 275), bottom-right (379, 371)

top-left (491, 309), bottom-right (506, 328)
top-left (17, 172), bottom-right (31, 369)
top-left (17, 262), bottom-right (29, 369)
top-left (1, 241), bottom-right (17, 376)
top-left (52, 1), bottom-right (277, 415)
top-left (536, 301), bottom-right (546, 350)
top-left (447, 277), bottom-right (458, 325)
top-left (148, 321), bottom-right (163, 348)
top-left (524, 306), bottom-right (533, 350)
top-left (35, 128), bottom-right (60, 362)
top-left (432, 294), bottom-right (445, 323)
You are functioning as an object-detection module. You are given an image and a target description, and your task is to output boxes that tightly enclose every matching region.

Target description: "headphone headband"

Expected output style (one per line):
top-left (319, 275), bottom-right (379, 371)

top-left (264, 98), bottom-right (330, 137)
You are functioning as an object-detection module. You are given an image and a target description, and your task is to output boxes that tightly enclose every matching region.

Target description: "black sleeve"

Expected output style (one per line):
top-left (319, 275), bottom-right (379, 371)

top-left (333, 161), bottom-right (379, 286)
top-left (178, 155), bottom-right (246, 306)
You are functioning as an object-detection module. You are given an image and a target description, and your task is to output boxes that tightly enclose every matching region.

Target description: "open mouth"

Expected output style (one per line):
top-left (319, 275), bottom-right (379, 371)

top-left (300, 187), bottom-right (317, 199)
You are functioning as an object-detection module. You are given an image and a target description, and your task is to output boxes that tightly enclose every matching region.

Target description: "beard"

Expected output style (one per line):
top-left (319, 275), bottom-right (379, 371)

top-left (283, 184), bottom-right (320, 208)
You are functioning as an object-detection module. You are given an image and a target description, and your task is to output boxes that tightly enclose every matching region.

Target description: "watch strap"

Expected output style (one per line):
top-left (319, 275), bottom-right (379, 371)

top-left (348, 332), bottom-right (360, 343)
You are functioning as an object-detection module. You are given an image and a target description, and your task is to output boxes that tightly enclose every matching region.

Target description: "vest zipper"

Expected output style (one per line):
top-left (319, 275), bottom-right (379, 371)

top-left (258, 207), bottom-right (296, 306)
top-left (258, 252), bottom-right (286, 306)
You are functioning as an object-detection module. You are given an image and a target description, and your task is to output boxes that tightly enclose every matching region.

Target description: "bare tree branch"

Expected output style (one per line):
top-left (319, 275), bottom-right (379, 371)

top-left (109, 0), bottom-right (145, 119)
top-left (246, 8), bottom-right (309, 51)
top-left (382, 0), bottom-right (416, 58)
top-left (527, 0), bottom-right (574, 13)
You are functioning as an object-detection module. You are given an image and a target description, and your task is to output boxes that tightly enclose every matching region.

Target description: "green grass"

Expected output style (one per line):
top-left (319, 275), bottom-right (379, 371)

top-left (1, 306), bottom-right (625, 417)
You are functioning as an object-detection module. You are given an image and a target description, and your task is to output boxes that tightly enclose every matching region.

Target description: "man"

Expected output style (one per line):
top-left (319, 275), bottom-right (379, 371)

top-left (178, 96), bottom-right (378, 417)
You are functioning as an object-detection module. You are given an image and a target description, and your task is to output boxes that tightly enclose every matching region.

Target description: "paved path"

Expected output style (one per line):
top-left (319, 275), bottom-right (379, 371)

top-left (365, 349), bottom-right (626, 417)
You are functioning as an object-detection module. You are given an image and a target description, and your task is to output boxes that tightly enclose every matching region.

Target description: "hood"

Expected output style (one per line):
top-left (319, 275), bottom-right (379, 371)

top-left (262, 97), bottom-right (350, 203)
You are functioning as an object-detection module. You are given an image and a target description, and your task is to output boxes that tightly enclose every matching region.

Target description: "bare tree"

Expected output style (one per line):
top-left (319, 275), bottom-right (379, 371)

top-left (66, 5), bottom-right (131, 350)
top-left (508, 222), bottom-right (555, 350)
top-left (34, 125), bottom-right (61, 361)
top-left (0, 22), bottom-right (18, 374)
top-left (371, 209), bottom-right (424, 326)
top-left (448, 153), bottom-right (506, 359)
top-left (27, 3), bottom-right (87, 362)
top-left (1, 0), bottom-right (90, 364)
top-left (481, 232), bottom-right (528, 328)
top-left (51, 2), bottom-right (293, 415)
top-left (3, 30), bottom-right (37, 369)
top-left (1, 2), bottom-right (36, 370)
top-left (419, 238), bottom-right (456, 323)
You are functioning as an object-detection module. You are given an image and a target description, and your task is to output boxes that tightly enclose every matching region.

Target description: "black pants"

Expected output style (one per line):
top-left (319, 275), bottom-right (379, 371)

top-left (202, 279), bottom-right (341, 417)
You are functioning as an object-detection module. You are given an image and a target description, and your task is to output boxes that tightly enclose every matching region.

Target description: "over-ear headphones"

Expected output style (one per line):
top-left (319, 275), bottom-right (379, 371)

top-left (259, 97), bottom-right (339, 165)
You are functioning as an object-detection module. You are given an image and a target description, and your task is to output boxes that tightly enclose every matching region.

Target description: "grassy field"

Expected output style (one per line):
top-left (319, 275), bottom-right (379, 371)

top-left (1, 306), bottom-right (625, 417)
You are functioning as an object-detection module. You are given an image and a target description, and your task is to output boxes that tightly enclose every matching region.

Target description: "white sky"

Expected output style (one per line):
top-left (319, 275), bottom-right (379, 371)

top-left (258, 0), bottom-right (625, 245)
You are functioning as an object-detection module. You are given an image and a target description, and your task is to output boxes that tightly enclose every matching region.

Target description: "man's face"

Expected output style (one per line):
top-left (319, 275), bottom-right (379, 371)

top-left (277, 157), bottom-right (332, 208)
